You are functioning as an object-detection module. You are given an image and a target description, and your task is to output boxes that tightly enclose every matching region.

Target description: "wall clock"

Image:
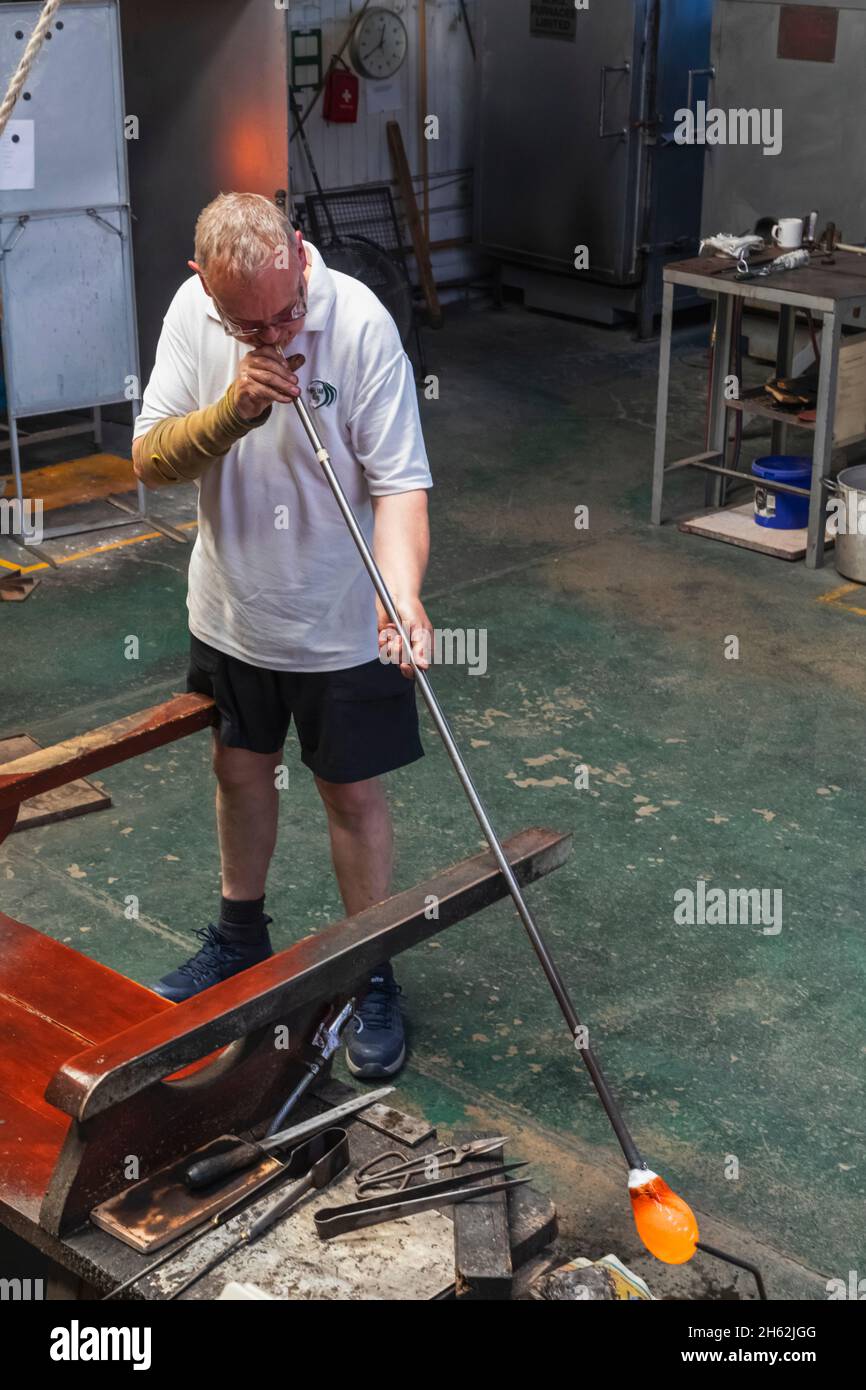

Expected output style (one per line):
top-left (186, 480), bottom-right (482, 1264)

top-left (349, 7), bottom-right (409, 81)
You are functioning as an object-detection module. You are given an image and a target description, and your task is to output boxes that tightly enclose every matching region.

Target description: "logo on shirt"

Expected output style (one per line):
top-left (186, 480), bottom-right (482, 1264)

top-left (308, 379), bottom-right (337, 409)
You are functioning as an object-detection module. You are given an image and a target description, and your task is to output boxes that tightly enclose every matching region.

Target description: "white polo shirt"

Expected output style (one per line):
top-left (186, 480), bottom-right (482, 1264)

top-left (133, 241), bottom-right (433, 672)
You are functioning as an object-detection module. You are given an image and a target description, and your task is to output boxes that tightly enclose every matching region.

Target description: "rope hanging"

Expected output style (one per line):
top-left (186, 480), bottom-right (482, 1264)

top-left (0, 0), bottom-right (63, 141)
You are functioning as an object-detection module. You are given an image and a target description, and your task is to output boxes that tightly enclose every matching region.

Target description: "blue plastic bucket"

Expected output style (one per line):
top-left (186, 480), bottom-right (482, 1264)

top-left (751, 455), bottom-right (812, 529)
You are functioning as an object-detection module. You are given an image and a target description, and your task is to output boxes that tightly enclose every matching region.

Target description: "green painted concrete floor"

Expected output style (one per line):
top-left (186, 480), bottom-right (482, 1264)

top-left (2, 304), bottom-right (864, 1300)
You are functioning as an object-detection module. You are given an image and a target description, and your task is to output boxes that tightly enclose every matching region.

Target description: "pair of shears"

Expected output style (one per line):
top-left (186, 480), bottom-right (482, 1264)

top-left (355, 1137), bottom-right (509, 1194)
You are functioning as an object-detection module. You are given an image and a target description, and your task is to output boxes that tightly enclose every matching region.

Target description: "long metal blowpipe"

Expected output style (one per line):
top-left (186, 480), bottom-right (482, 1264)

top-left (290, 390), bottom-right (643, 1167)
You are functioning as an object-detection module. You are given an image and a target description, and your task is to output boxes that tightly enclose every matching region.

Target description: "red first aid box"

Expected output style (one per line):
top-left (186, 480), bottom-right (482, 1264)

top-left (323, 61), bottom-right (359, 123)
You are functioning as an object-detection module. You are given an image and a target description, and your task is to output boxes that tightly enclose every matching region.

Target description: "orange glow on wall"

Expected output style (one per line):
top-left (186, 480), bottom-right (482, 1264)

top-left (222, 113), bottom-right (280, 190)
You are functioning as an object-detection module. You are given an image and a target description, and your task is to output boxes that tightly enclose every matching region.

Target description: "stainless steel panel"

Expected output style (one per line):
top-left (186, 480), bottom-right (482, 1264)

top-left (0, 1), bottom-right (127, 215)
top-left (475, 0), bottom-right (646, 283)
top-left (0, 1), bottom-right (139, 417)
top-left (702, 0), bottom-right (866, 242)
top-left (0, 208), bottom-right (138, 413)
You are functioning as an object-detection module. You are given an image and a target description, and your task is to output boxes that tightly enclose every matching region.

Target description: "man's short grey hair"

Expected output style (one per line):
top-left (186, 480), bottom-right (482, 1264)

top-left (194, 192), bottom-right (292, 278)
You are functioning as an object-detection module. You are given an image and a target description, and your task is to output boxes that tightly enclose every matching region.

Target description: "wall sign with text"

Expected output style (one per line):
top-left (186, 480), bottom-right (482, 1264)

top-left (530, 1), bottom-right (578, 42)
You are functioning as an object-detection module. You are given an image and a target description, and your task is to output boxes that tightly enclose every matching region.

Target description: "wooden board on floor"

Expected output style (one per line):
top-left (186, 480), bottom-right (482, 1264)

top-left (315, 1076), bottom-right (435, 1147)
top-left (0, 571), bottom-right (40, 602)
top-left (679, 502), bottom-right (835, 561)
top-left (0, 735), bottom-right (111, 831)
top-left (452, 1129), bottom-right (513, 1300)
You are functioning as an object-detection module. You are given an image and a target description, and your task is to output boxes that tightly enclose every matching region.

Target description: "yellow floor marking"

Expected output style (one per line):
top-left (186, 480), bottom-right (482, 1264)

top-left (817, 581), bottom-right (866, 617)
top-left (817, 583), bottom-right (859, 603)
top-left (0, 520), bottom-right (197, 574)
top-left (817, 583), bottom-right (860, 604)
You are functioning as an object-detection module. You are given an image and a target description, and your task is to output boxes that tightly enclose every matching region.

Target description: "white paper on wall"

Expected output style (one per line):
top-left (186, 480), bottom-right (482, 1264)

top-left (0, 120), bottom-right (35, 191)
top-left (365, 78), bottom-right (401, 115)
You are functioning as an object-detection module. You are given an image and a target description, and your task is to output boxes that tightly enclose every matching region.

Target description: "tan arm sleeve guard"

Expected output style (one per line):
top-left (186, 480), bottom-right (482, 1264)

top-left (137, 388), bottom-right (272, 484)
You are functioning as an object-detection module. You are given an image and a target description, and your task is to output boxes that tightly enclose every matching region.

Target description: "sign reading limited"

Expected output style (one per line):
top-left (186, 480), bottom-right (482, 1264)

top-left (530, 1), bottom-right (579, 41)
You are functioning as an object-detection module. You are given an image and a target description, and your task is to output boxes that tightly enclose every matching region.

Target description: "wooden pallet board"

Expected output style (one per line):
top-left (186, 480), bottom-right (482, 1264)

top-left (679, 502), bottom-right (835, 561)
top-left (0, 735), bottom-right (111, 831)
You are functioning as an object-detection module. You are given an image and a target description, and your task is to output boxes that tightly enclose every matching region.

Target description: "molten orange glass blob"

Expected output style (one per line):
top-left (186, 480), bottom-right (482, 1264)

top-left (629, 1168), bottom-right (699, 1264)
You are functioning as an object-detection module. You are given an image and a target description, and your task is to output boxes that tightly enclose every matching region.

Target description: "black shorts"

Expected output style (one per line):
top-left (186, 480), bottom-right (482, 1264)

top-left (187, 634), bottom-right (424, 784)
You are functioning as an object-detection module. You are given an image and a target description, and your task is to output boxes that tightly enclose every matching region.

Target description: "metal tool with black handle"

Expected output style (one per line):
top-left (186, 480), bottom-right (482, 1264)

top-left (105, 1125), bottom-right (353, 1301)
top-left (168, 1128), bottom-right (350, 1300)
top-left (184, 1084), bottom-right (393, 1192)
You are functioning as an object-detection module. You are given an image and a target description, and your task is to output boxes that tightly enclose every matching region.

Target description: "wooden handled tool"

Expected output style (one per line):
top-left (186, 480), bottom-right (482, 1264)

top-left (185, 1085), bottom-right (393, 1190)
top-left (169, 1128), bottom-right (351, 1299)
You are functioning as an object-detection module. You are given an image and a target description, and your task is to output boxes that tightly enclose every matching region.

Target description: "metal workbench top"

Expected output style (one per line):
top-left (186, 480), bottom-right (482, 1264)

top-left (664, 249), bottom-right (866, 314)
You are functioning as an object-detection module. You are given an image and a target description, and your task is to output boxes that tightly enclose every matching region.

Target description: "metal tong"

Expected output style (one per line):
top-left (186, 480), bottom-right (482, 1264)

top-left (315, 1161), bottom-right (528, 1240)
top-left (355, 1136), bottom-right (509, 1194)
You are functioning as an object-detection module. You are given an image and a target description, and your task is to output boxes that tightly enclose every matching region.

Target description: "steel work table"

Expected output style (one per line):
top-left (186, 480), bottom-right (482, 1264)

top-left (651, 250), bottom-right (866, 568)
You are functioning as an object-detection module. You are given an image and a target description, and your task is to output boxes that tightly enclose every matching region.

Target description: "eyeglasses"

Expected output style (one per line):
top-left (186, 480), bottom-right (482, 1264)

top-left (213, 274), bottom-right (308, 341)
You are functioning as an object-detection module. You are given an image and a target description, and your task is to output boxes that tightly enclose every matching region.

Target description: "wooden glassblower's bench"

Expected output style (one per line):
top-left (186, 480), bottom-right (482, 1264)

top-left (0, 692), bottom-right (570, 1293)
top-left (651, 250), bottom-right (866, 568)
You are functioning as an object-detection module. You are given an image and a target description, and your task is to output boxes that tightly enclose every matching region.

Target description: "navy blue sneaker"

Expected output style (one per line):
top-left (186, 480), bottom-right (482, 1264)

top-left (345, 965), bottom-right (406, 1078)
top-left (151, 922), bottom-right (273, 1002)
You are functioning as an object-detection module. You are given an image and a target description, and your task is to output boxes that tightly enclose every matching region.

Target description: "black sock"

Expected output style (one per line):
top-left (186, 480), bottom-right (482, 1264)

top-left (217, 895), bottom-right (269, 942)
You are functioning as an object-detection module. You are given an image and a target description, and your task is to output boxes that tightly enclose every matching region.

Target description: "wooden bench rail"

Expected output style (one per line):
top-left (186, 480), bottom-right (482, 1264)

top-left (45, 828), bottom-right (572, 1125)
top-left (0, 694), bottom-right (217, 838)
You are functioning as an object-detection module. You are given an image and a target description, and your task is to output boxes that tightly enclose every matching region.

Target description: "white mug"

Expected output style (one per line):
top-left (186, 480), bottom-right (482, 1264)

top-left (772, 218), bottom-right (804, 250)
